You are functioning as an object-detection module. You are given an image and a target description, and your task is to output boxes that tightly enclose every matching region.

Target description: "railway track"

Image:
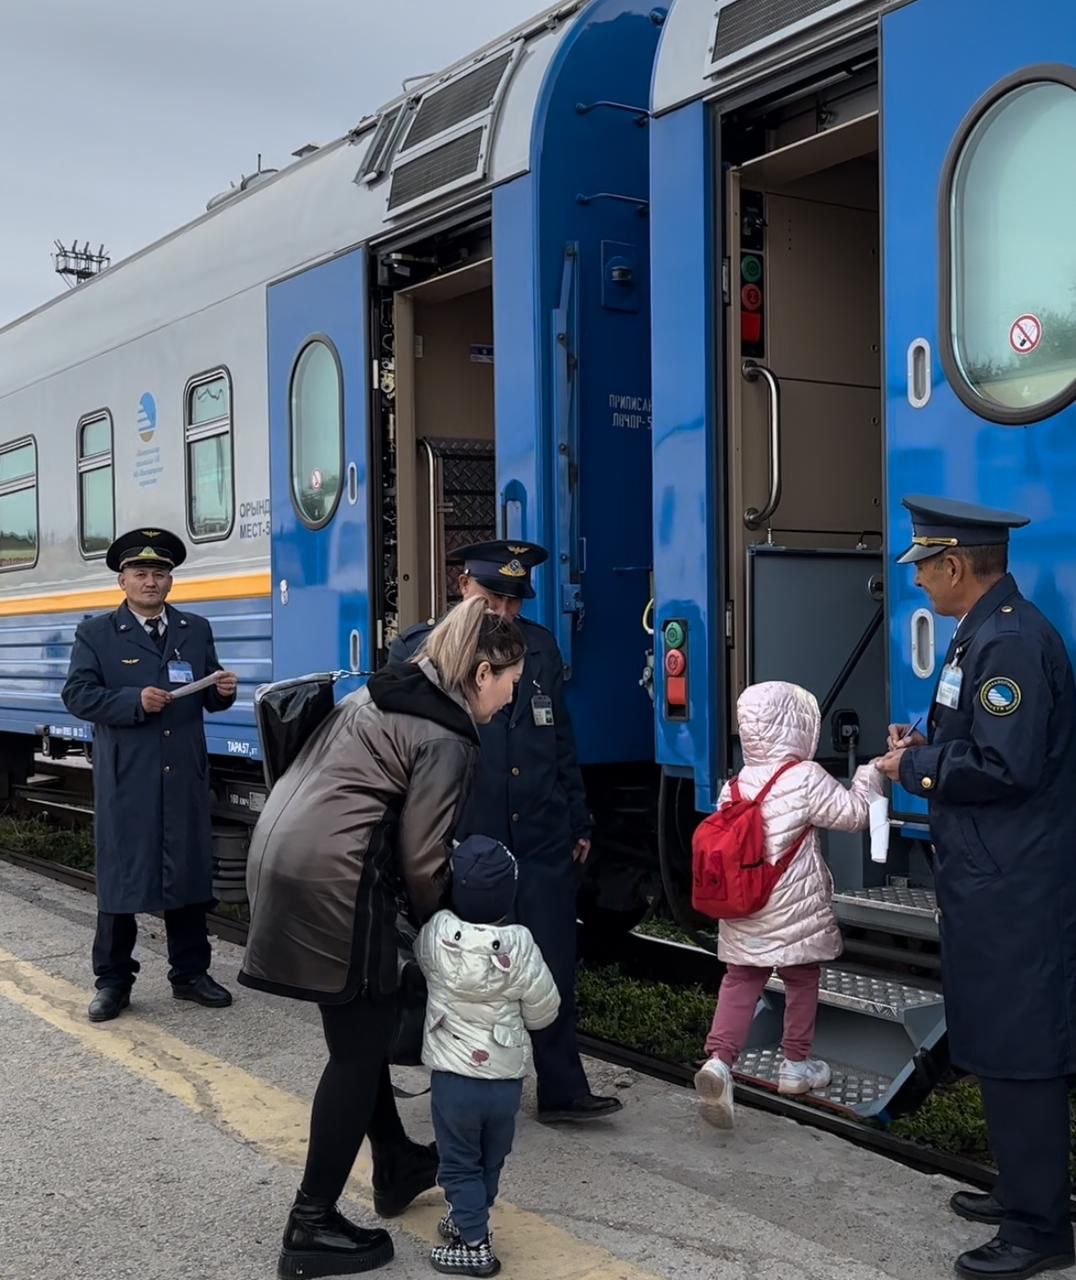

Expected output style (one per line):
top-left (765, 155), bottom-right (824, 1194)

top-left (1, 844), bottom-right (1007, 1194)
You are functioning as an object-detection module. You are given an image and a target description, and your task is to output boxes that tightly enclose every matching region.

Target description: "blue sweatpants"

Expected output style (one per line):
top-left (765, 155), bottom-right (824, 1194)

top-left (430, 1071), bottom-right (523, 1244)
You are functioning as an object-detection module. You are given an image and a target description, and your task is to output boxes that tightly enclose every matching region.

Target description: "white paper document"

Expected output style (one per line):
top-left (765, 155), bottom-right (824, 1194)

top-left (869, 795), bottom-right (890, 864)
top-left (169, 673), bottom-right (221, 700)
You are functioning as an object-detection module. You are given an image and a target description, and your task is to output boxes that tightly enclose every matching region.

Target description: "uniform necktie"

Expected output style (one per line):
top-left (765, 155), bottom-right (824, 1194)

top-left (145, 618), bottom-right (165, 651)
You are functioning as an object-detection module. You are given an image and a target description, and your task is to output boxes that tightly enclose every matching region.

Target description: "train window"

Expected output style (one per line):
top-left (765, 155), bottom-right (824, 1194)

top-left (290, 339), bottom-right (343, 528)
top-left (0, 438), bottom-right (38, 570)
top-left (77, 411), bottom-right (114, 558)
top-left (184, 369), bottom-right (234, 540)
top-left (945, 74), bottom-right (1076, 425)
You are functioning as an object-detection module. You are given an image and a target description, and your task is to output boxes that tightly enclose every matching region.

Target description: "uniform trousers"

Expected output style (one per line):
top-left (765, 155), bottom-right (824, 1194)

top-left (515, 856), bottom-right (590, 1109)
top-left (93, 904), bottom-right (211, 989)
top-left (980, 1075), bottom-right (1074, 1255)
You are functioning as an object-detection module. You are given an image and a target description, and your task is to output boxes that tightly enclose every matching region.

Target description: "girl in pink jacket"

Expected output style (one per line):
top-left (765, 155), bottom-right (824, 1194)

top-left (694, 680), bottom-right (882, 1128)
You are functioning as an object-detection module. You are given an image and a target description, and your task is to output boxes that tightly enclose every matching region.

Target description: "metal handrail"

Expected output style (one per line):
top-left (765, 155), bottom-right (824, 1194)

top-left (743, 359), bottom-right (782, 530)
top-left (419, 439), bottom-right (438, 622)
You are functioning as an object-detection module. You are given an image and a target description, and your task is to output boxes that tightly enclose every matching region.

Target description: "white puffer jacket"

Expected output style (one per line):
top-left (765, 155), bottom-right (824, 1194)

top-left (716, 681), bottom-right (882, 969)
top-left (415, 909), bottom-right (561, 1079)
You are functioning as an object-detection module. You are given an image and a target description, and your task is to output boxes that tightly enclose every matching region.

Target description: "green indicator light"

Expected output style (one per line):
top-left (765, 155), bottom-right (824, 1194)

top-left (741, 255), bottom-right (762, 284)
top-left (664, 620), bottom-right (685, 648)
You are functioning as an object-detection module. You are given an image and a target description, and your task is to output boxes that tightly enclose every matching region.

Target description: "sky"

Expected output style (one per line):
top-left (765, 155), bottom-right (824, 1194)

top-left (0, 0), bottom-right (543, 326)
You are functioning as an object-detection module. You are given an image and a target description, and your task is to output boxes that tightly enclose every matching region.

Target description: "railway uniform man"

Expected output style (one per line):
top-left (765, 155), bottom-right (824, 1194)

top-left (62, 528), bottom-right (239, 1024)
top-left (391, 541), bottom-right (622, 1124)
top-left (877, 497), bottom-right (1076, 1280)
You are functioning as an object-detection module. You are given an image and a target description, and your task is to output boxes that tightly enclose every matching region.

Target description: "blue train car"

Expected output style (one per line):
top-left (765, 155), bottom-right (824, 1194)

top-left (648, 0), bottom-right (1076, 1113)
top-left (0, 2), bottom-right (662, 862)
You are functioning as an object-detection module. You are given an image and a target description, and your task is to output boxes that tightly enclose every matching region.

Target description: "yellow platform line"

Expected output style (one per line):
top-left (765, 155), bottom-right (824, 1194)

top-left (0, 944), bottom-right (657, 1280)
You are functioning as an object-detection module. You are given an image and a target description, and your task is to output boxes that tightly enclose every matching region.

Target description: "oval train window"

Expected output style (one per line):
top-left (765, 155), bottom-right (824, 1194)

top-left (290, 340), bottom-right (344, 527)
top-left (946, 76), bottom-right (1076, 424)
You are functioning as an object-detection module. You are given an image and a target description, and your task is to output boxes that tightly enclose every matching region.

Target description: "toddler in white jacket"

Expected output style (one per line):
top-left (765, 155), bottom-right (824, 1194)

top-left (415, 835), bottom-right (560, 1277)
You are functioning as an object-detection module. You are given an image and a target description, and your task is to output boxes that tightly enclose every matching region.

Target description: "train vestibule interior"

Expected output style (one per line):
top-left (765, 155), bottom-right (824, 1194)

top-left (722, 102), bottom-right (898, 891)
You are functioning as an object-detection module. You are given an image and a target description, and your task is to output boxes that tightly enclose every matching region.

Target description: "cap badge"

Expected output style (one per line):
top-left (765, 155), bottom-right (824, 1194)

top-left (507, 545), bottom-right (529, 556)
top-left (142, 530), bottom-right (162, 538)
top-left (499, 559), bottom-right (526, 579)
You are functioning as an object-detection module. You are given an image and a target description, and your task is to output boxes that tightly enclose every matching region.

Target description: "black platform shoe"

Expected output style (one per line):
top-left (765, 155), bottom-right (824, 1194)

top-left (371, 1139), bottom-right (439, 1218)
top-left (88, 987), bottom-right (130, 1023)
top-left (277, 1189), bottom-right (393, 1278)
top-left (955, 1237), bottom-right (1075, 1280)
top-left (537, 1093), bottom-right (624, 1124)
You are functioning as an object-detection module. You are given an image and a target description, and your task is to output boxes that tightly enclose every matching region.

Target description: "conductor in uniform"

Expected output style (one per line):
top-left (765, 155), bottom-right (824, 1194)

top-left (62, 529), bottom-right (239, 1024)
top-left (877, 497), bottom-right (1076, 1280)
top-left (391, 541), bottom-right (622, 1123)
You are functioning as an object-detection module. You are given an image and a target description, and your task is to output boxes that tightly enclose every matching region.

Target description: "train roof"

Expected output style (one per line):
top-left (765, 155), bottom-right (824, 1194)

top-left (0, 0), bottom-right (585, 399)
top-left (651, 0), bottom-right (890, 117)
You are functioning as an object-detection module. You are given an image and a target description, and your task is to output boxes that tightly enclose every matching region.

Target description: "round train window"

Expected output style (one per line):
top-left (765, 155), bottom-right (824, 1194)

top-left (948, 78), bottom-right (1076, 422)
top-left (290, 340), bottom-right (343, 527)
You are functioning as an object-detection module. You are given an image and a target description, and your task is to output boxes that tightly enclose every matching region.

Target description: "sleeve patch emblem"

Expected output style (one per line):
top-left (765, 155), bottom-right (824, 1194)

top-left (980, 677), bottom-right (1022, 716)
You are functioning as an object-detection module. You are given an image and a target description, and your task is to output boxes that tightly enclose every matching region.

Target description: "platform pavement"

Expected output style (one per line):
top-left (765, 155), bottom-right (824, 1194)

top-left (0, 859), bottom-right (1019, 1279)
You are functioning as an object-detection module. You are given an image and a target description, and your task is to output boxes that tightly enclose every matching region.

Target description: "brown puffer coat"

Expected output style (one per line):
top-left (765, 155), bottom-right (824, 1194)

top-left (238, 658), bottom-right (478, 1004)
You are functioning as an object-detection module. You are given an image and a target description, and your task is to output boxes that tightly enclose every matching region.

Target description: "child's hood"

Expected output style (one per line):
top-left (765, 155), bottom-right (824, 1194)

top-left (736, 680), bottom-right (820, 767)
top-left (420, 910), bottom-right (528, 998)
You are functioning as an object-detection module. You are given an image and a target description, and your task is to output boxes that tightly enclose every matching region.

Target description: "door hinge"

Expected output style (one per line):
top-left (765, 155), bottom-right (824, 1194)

top-left (725, 600), bottom-right (734, 645)
top-left (721, 258), bottom-right (731, 306)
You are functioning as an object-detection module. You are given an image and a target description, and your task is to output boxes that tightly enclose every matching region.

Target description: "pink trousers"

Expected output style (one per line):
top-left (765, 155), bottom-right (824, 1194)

top-left (704, 962), bottom-right (821, 1066)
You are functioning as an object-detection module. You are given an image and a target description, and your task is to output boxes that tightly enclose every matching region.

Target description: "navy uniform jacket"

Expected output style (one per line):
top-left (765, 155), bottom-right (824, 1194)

top-left (62, 603), bottom-right (235, 914)
top-left (899, 574), bottom-right (1076, 1079)
top-left (390, 616), bottom-right (590, 861)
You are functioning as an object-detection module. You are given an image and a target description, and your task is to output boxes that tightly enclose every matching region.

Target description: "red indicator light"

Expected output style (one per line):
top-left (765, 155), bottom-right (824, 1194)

top-left (666, 675), bottom-right (687, 708)
top-left (741, 311), bottom-right (762, 344)
top-left (741, 283), bottom-right (762, 311)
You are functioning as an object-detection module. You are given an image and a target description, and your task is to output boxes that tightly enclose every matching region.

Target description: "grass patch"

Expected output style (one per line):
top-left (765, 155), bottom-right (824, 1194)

top-left (577, 963), bottom-right (712, 1067)
top-left (633, 914), bottom-right (716, 948)
top-left (0, 813), bottom-right (96, 872)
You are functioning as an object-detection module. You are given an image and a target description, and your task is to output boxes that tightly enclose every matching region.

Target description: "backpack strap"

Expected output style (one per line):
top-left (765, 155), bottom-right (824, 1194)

top-left (754, 759), bottom-right (804, 805)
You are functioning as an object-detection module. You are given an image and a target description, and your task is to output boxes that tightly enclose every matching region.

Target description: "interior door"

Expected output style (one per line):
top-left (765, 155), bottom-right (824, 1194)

top-left (267, 249), bottom-right (372, 681)
top-left (883, 0), bottom-right (1076, 817)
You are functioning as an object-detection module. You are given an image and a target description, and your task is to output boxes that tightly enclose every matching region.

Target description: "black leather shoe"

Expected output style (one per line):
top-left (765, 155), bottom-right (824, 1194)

top-left (88, 987), bottom-right (130, 1023)
top-left (955, 1237), bottom-right (1075, 1279)
top-left (537, 1093), bottom-right (624, 1124)
top-left (171, 974), bottom-right (232, 1008)
top-left (951, 1191), bottom-right (1006, 1225)
top-left (278, 1189), bottom-right (393, 1278)
top-left (371, 1139), bottom-right (439, 1218)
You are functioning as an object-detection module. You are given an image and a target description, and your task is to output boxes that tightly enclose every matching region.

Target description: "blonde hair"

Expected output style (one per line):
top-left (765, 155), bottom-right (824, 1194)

top-left (418, 595), bottom-right (526, 696)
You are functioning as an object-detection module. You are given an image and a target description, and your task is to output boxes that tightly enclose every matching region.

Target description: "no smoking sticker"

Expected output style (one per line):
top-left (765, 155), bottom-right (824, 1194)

top-left (1009, 313), bottom-right (1042, 355)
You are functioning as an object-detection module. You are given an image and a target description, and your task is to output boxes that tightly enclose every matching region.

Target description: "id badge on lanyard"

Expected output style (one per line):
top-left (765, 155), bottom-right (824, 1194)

top-left (936, 661), bottom-right (963, 710)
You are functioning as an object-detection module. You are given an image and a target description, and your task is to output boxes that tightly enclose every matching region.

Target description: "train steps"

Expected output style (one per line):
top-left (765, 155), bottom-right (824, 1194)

top-left (735, 962), bottom-right (946, 1119)
top-left (833, 884), bottom-right (939, 941)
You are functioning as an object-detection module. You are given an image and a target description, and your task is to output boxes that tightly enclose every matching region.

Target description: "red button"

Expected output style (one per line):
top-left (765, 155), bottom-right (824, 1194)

top-left (666, 675), bottom-right (687, 708)
top-left (741, 311), bottom-right (762, 344)
top-left (741, 284), bottom-right (762, 311)
top-left (665, 648), bottom-right (686, 676)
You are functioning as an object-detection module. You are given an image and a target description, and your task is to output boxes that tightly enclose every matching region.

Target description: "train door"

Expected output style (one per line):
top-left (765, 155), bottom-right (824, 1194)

top-left (723, 112), bottom-right (887, 815)
top-left (882, 0), bottom-right (1076, 820)
top-left (266, 249), bottom-right (373, 680)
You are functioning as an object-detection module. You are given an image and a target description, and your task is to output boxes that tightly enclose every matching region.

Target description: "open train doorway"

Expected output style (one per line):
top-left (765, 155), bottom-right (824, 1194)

top-left (373, 219), bottom-right (498, 656)
top-left (722, 110), bottom-right (886, 794)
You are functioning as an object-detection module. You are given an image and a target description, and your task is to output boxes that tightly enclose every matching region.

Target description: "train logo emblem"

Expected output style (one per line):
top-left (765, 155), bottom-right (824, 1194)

top-left (137, 393), bottom-right (158, 443)
top-left (980, 677), bottom-right (1022, 717)
top-left (1008, 314), bottom-right (1042, 356)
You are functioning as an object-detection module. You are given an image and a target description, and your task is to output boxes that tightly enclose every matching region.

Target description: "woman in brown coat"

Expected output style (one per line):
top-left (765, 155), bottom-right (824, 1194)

top-left (239, 598), bottom-right (526, 1278)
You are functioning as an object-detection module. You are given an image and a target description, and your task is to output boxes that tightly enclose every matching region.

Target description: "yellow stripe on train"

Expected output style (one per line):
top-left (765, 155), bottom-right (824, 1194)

top-left (0, 572), bottom-right (272, 618)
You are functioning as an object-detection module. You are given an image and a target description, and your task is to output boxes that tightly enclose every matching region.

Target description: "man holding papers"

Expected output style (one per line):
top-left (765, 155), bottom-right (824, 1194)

top-left (62, 527), bottom-right (238, 1022)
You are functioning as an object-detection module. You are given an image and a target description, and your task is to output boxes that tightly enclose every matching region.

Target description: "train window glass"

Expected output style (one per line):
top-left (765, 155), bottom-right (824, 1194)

top-left (0, 438), bottom-right (37, 570)
top-left (947, 78), bottom-right (1076, 423)
top-left (185, 369), bottom-right (234, 540)
top-left (77, 411), bottom-right (114, 558)
top-left (290, 340), bottom-right (343, 528)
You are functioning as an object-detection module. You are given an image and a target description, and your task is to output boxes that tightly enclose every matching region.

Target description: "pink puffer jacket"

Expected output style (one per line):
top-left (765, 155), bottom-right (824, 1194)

top-left (716, 681), bottom-right (881, 969)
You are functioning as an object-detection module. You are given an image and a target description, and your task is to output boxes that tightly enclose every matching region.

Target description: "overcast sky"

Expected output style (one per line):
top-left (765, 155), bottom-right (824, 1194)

top-left (0, 0), bottom-right (541, 326)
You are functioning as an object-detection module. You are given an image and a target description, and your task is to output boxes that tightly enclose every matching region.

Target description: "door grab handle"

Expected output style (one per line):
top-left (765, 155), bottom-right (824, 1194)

top-left (419, 439), bottom-right (438, 623)
top-left (742, 359), bottom-right (782, 530)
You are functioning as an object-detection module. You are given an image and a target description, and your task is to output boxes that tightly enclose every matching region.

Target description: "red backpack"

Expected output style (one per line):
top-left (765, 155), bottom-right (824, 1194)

top-left (691, 761), bottom-right (811, 920)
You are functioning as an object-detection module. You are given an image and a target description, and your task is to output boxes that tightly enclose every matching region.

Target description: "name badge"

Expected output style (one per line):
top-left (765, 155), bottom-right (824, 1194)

top-left (167, 661), bottom-right (195, 685)
top-left (531, 695), bottom-right (554, 727)
top-left (936, 662), bottom-right (963, 710)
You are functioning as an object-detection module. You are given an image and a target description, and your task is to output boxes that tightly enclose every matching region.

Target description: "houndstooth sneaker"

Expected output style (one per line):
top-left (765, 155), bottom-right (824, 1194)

top-left (430, 1236), bottom-right (500, 1277)
top-left (438, 1214), bottom-right (461, 1243)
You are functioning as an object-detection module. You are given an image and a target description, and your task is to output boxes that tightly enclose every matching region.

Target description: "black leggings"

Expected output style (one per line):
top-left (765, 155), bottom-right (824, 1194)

top-left (301, 995), bottom-right (407, 1203)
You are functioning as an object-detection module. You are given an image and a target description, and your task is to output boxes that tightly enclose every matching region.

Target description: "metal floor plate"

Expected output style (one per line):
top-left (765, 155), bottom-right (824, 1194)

top-left (735, 1045), bottom-right (893, 1113)
top-left (766, 966), bottom-right (942, 1021)
top-left (833, 885), bottom-right (937, 916)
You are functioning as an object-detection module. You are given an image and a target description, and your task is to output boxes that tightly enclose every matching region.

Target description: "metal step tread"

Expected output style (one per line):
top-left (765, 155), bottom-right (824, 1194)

top-left (734, 1045), bottom-right (893, 1112)
top-left (765, 965), bottom-right (943, 1021)
top-left (832, 885), bottom-right (937, 917)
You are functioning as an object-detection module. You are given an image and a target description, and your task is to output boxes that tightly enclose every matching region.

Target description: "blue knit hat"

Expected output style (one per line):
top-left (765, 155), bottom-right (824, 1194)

top-left (451, 836), bottom-right (518, 924)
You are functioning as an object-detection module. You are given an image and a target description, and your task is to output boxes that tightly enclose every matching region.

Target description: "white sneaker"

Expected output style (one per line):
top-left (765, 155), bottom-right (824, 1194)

top-left (694, 1057), bottom-right (735, 1128)
top-left (777, 1057), bottom-right (832, 1096)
